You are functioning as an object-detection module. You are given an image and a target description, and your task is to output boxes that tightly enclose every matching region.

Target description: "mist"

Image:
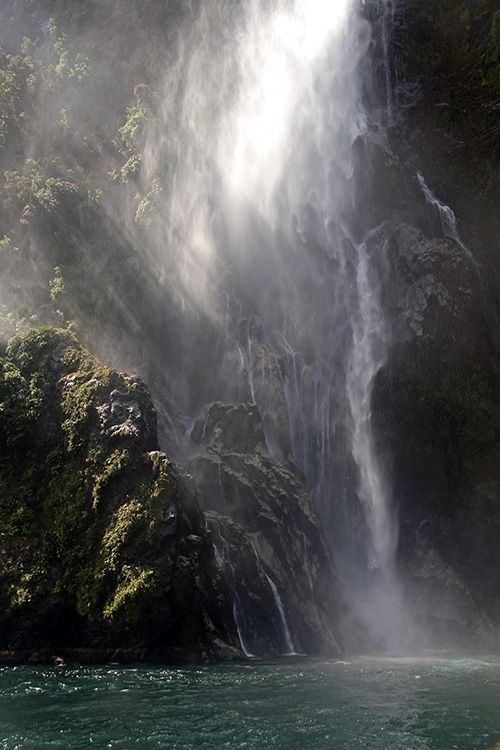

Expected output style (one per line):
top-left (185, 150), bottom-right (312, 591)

top-left (1, 0), bottom-right (499, 659)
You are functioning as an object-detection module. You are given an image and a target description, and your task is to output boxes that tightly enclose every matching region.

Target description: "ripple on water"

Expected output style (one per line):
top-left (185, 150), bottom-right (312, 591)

top-left (0, 657), bottom-right (499, 749)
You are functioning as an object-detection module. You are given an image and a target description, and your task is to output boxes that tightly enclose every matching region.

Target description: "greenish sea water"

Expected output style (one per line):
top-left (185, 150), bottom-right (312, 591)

top-left (0, 656), bottom-right (499, 749)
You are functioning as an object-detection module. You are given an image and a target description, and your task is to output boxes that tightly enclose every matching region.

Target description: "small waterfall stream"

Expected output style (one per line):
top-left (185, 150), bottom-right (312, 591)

top-left (417, 171), bottom-right (500, 380)
top-left (262, 572), bottom-right (296, 656)
top-left (213, 539), bottom-right (255, 658)
top-left (250, 541), bottom-right (297, 655)
top-left (214, 531), bottom-right (298, 657)
top-left (417, 172), bottom-right (462, 243)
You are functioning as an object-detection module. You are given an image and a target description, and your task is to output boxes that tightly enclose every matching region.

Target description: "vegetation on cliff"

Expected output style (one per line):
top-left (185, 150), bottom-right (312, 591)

top-left (0, 327), bottom-right (238, 659)
top-left (0, 2), bottom-right (178, 378)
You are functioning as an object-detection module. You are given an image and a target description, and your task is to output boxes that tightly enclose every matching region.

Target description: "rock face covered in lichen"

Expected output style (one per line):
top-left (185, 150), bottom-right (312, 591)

top-left (0, 327), bottom-right (241, 662)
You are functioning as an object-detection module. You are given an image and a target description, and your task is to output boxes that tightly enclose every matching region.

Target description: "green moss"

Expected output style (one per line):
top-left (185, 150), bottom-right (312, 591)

top-left (103, 566), bottom-right (158, 625)
top-left (6, 325), bottom-right (71, 374)
top-left (60, 364), bottom-right (113, 452)
top-left (0, 326), bottom-right (179, 638)
top-left (92, 448), bottom-right (132, 509)
top-left (100, 499), bottom-right (148, 572)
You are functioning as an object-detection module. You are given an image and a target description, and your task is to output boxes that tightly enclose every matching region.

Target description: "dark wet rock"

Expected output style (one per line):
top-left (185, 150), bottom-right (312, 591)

top-left (191, 402), bottom-right (266, 456)
top-left (221, 317), bottom-right (293, 458)
top-left (207, 512), bottom-right (292, 657)
top-left (372, 224), bottom-right (500, 644)
top-left (386, 0), bottom-right (500, 332)
top-left (401, 528), bottom-right (497, 648)
top-left (384, 224), bottom-right (482, 345)
top-left (187, 402), bottom-right (343, 657)
top-left (362, 2), bottom-right (500, 646)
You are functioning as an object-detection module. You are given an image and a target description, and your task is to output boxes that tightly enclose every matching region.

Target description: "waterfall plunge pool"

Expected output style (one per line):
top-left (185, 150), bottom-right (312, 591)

top-left (1, 655), bottom-right (499, 748)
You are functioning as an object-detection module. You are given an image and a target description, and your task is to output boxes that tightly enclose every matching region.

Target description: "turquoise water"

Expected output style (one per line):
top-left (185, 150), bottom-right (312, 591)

top-left (1, 656), bottom-right (499, 749)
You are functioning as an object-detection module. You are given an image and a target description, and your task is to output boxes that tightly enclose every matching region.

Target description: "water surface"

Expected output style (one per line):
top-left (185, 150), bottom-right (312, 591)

top-left (1, 656), bottom-right (499, 749)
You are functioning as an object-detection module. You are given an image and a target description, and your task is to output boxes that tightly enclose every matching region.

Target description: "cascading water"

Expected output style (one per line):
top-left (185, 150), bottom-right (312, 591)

top-left (213, 536), bottom-right (255, 658)
top-left (142, 0), bottom-right (405, 651)
top-left (417, 172), bottom-right (462, 244)
top-left (250, 541), bottom-right (297, 655)
top-left (263, 572), bottom-right (297, 656)
top-left (344, 233), bottom-right (406, 649)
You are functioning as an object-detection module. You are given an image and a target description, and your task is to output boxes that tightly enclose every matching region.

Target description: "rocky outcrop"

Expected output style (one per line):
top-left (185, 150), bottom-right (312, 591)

top-left (346, 0), bottom-right (500, 647)
top-left (0, 327), bottom-right (241, 663)
top-left (187, 402), bottom-right (343, 657)
top-left (383, 224), bottom-right (486, 347)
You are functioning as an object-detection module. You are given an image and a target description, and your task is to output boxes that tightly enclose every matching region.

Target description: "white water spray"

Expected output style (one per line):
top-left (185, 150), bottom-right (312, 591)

top-left (263, 572), bottom-right (297, 656)
top-left (143, 0), bottom-right (404, 651)
top-left (347, 239), bottom-right (396, 572)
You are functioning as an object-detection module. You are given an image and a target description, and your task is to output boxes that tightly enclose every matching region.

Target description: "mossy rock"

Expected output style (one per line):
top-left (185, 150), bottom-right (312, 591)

top-left (0, 327), bottom-right (239, 659)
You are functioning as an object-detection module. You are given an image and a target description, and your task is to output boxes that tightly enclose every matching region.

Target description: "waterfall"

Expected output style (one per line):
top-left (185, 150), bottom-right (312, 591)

top-left (231, 595), bottom-right (255, 659)
top-left (250, 541), bottom-right (297, 655)
top-left (263, 572), bottom-right (297, 656)
top-left (142, 0), bottom-right (404, 650)
top-left (379, 0), bottom-right (396, 125)
top-left (213, 539), bottom-right (255, 658)
top-left (417, 172), bottom-right (461, 242)
top-left (347, 238), bottom-right (396, 572)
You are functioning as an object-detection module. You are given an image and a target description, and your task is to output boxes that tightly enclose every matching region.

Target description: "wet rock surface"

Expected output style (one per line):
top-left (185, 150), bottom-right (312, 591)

top-left (384, 225), bottom-right (480, 343)
top-left (372, 219), bottom-right (500, 645)
top-left (188, 403), bottom-right (343, 657)
top-left (349, 0), bottom-right (500, 646)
